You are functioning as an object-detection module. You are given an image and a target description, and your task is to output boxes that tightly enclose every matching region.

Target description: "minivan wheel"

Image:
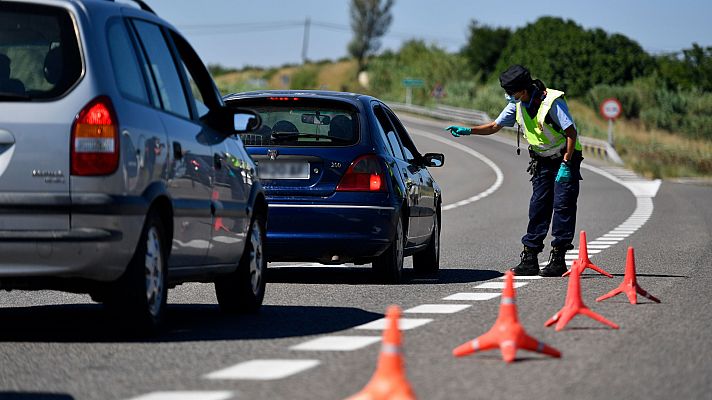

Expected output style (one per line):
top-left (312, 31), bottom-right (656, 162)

top-left (106, 211), bottom-right (168, 332)
top-left (215, 213), bottom-right (267, 313)
top-left (373, 216), bottom-right (404, 283)
top-left (413, 212), bottom-right (440, 275)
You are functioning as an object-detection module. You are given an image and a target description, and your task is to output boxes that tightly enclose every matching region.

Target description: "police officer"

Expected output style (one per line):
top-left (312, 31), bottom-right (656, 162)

top-left (446, 65), bottom-right (583, 277)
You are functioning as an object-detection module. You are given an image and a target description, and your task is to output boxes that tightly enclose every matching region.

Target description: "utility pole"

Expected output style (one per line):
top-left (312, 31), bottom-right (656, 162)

top-left (302, 17), bottom-right (310, 64)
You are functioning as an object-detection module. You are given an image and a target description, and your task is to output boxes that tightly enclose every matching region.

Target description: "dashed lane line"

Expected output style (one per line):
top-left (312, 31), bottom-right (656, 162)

top-left (355, 318), bottom-right (433, 331)
top-left (404, 304), bottom-right (472, 314)
top-left (474, 281), bottom-right (528, 290)
top-left (291, 336), bottom-right (381, 351)
top-left (443, 292), bottom-right (501, 301)
top-left (504, 275), bottom-right (542, 280)
top-left (204, 359), bottom-right (320, 381)
top-left (127, 392), bottom-right (235, 400)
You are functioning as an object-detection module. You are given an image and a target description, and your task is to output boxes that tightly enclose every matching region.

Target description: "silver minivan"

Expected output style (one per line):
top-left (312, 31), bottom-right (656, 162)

top-left (0, 0), bottom-right (268, 331)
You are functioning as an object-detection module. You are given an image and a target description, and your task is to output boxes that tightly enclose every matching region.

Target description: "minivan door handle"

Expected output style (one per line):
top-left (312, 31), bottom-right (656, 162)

top-left (213, 153), bottom-right (222, 170)
top-left (172, 142), bottom-right (182, 160)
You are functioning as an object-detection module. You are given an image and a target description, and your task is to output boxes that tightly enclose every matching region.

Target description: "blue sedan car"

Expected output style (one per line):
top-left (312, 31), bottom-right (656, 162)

top-left (224, 91), bottom-right (443, 282)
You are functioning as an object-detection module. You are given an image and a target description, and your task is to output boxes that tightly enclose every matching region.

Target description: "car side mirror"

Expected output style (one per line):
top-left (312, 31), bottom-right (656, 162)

top-left (423, 152), bottom-right (445, 167)
top-left (233, 108), bottom-right (261, 133)
top-left (204, 106), bottom-right (261, 135)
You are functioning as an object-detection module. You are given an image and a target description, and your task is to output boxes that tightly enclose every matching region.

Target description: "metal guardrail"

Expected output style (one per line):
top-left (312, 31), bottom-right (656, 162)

top-left (389, 102), bottom-right (624, 165)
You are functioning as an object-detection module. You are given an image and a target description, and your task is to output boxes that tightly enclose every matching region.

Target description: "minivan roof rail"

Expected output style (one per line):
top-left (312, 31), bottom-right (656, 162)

top-left (107, 0), bottom-right (156, 15)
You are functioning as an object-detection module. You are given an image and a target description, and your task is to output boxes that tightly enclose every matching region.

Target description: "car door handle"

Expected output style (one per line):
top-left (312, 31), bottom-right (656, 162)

top-left (214, 153), bottom-right (222, 170)
top-left (173, 142), bottom-right (182, 160)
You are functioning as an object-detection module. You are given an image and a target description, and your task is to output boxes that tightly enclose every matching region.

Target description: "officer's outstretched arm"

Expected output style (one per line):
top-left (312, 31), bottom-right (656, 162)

top-left (470, 121), bottom-right (503, 136)
top-left (446, 121), bottom-right (503, 137)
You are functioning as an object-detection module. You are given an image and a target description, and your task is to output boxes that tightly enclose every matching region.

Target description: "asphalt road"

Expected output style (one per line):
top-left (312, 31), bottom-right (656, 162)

top-left (1, 113), bottom-right (711, 400)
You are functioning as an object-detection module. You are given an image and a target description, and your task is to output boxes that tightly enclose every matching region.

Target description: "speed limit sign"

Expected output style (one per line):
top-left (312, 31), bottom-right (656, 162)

top-left (600, 98), bottom-right (622, 120)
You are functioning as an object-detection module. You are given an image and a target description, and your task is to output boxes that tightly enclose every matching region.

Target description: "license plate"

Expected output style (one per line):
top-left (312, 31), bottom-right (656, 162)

top-left (258, 161), bottom-right (310, 179)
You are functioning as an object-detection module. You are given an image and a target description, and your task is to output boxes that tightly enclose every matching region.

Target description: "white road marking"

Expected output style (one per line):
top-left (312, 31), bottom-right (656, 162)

top-left (589, 240), bottom-right (620, 245)
top-left (404, 304), bottom-right (471, 314)
top-left (504, 275), bottom-right (543, 280)
top-left (204, 359), bottom-right (320, 380)
top-left (291, 336), bottom-right (381, 351)
top-left (443, 292), bottom-right (501, 301)
top-left (410, 128), bottom-right (503, 211)
top-left (474, 281), bottom-right (527, 289)
top-left (127, 392), bottom-right (235, 400)
top-left (587, 245), bottom-right (611, 249)
top-left (355, 318), bottom-right (433, 330)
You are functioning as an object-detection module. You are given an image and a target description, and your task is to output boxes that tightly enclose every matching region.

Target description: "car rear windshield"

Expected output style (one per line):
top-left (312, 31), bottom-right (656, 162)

top-left (0, 2), bottom-right (82, 101)
top-left (234, 98), bottom-right (359, 147)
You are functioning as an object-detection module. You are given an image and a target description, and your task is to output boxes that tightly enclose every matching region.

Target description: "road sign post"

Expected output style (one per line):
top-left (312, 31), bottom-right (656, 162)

top-left (402, 78), bottom-right (424, 106)
top-left (600, 98), bottom-right (622, 147)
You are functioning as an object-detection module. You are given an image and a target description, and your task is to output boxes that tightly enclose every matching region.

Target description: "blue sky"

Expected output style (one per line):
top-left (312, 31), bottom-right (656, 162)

top-left (149, 0), bottom-right (712, 69)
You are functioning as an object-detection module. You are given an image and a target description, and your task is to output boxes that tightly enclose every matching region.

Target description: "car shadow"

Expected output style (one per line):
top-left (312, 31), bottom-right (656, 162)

top-left (0, 394), bottom-right (74, 400)
top-left (267, 266), bottom-right (501, 285)
top-left (0, 304), bottom-right (381, 344)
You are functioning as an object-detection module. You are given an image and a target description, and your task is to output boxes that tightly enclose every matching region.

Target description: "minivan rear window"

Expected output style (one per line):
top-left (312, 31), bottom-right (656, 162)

top-left (0, 3), bottom-right (81, 101)
top-left (233, 98), bottom-right (359, 147)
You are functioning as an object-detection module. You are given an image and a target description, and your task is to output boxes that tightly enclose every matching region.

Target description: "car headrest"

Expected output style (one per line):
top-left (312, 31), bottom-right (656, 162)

top-left (328, 115), bottom-right (353, 140)
top-left (273, 120), bottom-right (298, 133)
top-left (43, 47), bottom-right (63, 85)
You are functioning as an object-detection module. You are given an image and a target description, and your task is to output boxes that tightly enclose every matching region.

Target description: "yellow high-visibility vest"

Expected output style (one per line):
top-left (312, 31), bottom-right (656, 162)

top-left (515, 89), bottom-right (582, 157)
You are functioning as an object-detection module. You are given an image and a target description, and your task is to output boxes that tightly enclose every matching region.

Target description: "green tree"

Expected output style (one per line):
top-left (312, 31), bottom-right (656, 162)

top-left (348, 0), bottom-right (395, 72)
top-left (655, 43), bottom-right (712, 92)
top-left (368, 40), bottom-right (470, 104)
top-left (494, 17), bottom-right (652, 96)
top-left (460, 20), bottom-right (511, 82)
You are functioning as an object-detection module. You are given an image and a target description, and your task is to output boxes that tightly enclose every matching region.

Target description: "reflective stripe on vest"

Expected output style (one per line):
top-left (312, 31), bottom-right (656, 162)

top-left (515, 89), bottom-right (582, 157)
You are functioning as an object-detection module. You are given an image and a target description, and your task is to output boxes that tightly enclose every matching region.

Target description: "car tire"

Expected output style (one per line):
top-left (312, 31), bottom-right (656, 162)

top-left (413, 212), bottom-right (440, 275)
top-left (373, 216), bottom-right (404, 283)
top-left (105, 211), bottom-right (168, 332)
top-left (214, 212), bottom-right (267, 313)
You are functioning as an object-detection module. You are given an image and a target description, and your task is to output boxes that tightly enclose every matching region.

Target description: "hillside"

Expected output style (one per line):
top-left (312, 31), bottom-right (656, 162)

top-left (212, 60), bottom-right (711, 179)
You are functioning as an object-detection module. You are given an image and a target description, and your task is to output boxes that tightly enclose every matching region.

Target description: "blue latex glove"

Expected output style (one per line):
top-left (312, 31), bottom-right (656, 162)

top-left (555, 162), bottom-right (572, 183)
top-left (445, 125), bottom-right (471, 137)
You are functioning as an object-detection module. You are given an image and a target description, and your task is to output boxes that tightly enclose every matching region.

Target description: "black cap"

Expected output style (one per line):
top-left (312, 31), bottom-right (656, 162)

top-left (499, 65), bottom-right (532, 94)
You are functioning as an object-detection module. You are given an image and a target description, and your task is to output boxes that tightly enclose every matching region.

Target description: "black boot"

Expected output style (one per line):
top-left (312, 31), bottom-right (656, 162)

top-left (539, 246), bottom-right (570, 277)
top-left (511, 246), bottom-right (540, 276)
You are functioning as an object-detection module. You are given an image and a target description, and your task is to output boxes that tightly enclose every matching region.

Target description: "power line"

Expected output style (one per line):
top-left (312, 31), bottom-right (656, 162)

top-left (177, 19), bottom-right (463, 45)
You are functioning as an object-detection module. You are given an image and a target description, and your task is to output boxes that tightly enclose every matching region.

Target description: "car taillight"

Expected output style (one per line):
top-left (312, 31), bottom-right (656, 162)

top-left (71, 96), bottom-right (119, 176)
top-left (336, 154), bottom-right (387, 192)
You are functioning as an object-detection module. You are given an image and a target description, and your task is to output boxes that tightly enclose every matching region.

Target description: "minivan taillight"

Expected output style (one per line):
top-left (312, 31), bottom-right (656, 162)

top-left (71, 96), bottom-right (119, 176)
top-left (336, 154), bottom-right (387, 192)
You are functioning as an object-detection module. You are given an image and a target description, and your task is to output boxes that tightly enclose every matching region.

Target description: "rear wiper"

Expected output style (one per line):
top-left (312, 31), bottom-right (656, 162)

top-left (0, 92), bottom-right (31, 101)
top-left (270, 132), bottom-right (350, 143)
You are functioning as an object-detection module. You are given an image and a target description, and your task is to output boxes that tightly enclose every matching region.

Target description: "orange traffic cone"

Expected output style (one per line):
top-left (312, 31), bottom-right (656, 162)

top-left (545, 260), bottom-right (619, 331)
top-left (213, 217), bottom-right (229, 232)
top-left (563, 231), bottom-right (613, 278)
top-left (453, 271), bottom-right (561, 363)
top-left (596, 247), bottom-right (661, 305)
top-left (345, 305), bottom-right (416, 400)
top-left (211, 190), bottom-right (230, 232)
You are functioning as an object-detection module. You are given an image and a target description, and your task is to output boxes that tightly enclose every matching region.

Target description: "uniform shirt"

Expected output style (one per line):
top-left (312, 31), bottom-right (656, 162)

top-left (495, 97), bottom-right (576, 131)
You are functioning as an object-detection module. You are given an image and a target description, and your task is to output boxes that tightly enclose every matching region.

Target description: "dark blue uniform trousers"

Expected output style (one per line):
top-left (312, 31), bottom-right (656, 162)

top-left (522, 152), bottom-right (582, 252)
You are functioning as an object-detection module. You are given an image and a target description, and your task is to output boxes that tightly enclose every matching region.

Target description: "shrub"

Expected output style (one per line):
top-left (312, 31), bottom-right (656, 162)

top-left (290, 66), bottom-right (319, 89)
top-left (586, 84), bottom-right (642, 119)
